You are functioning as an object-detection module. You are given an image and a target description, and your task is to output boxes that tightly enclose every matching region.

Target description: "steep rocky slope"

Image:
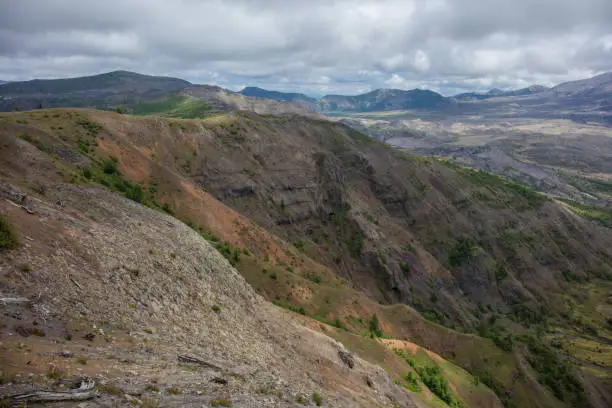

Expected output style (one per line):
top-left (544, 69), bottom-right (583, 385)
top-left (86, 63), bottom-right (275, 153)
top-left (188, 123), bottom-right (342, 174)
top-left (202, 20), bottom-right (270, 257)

top-left (0, 150), bottom-right (417, 407)
top-left (1, 108), bottom-right (611, 408)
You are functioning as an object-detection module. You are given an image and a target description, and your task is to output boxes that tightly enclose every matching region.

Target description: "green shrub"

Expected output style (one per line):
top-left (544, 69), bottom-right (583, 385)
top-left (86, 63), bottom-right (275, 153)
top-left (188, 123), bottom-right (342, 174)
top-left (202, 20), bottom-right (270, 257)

top-left (312, 392), bottom-right (323, 406)
top-left (0, 215), bottom-right (18, 249)
top-left (272, 300), bottom-right (306, 315)
top-left (494, 263), bottom-right (508, 281)
top-left (46, 366), bottom-right (62, 380)
top-left (306, 272), bottom-right (322, 284)
top-left (369, 314), bottom-right (383, 338)
top-left (492, 334), bottom-right (513, 352)
top-left (98, 383), bottom-right (123, 395)
top-left (403, 371), bottom-right (421, 392)
top-left (448, 238), bottom-right (475, 267)
top-left (102, 159), bottom-right (118, 174)
top-left (162, 203), bottom-right (173, 214)
top-left (524, 336), bottom-right (583, 401)
top-left (414, 365), bottom-right (461, 407)
top-left (214, 241), bottom-right (241, 266)
top-left (399, 261), bottom-right (411, 274)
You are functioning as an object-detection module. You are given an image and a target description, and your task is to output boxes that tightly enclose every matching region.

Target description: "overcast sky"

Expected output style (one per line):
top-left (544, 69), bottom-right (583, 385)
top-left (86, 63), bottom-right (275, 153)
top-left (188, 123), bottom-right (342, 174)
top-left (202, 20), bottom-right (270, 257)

top-left (1, 0), bottom-right (611, 96)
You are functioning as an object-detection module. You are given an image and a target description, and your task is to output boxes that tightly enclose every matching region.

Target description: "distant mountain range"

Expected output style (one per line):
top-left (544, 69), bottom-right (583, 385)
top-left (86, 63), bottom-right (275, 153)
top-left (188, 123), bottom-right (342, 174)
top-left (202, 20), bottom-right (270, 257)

top-left (240, 73), bottom-right (612, 122)
top-left (1, 70), bottom-right (611, 121)
top-left (240, 86), bottom-right (317, 106)
top-left (0, 70), bottom-right (320, 118)
top-left (453, 85), bottom-right (549, 100)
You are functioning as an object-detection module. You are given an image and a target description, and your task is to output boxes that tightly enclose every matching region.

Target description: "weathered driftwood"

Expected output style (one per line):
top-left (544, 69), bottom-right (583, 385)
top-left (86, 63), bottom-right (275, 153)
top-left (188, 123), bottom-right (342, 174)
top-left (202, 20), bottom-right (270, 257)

top-left (178, 354), bottom-right (221, 370)
top-left (4, 198), bottom-right (34, 214)
top-left (12, 378), bottom-right (99, 402)
top-left (0, 297), bottom-right (30, 305)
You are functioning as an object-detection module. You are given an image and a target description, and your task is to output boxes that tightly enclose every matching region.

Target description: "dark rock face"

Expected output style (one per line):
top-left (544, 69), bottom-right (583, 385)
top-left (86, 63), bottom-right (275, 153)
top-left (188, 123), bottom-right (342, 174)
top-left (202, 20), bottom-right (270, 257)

top-left (338, 349), bottom-right (355, 369)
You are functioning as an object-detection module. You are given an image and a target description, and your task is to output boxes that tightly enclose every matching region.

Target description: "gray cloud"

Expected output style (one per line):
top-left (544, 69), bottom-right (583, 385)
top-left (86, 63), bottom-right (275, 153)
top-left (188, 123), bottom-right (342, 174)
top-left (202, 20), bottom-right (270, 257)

top-left (1, 0), bottom-right (611, 95)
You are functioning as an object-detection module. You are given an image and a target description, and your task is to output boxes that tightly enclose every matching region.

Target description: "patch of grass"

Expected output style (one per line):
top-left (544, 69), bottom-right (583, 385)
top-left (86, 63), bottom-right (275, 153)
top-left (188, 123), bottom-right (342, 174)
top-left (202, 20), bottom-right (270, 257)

top-left (312, 392), bottom-right (323, 406)
top-left (272, 300), bottom-right (306, 315)
top-left (447, 164), bottom-right (545, 210)
top-left (19, 132), bottom-right (49, 152)
top-left (19, 263), bottom-right (31, 272)
top-left (98, 383), bottom-right (123, 395)
top-left (15, 325), bottom-right (45, 337)
top-left (166, 387), bottom-right (182, 395)
top-left (0, 372), bottom-right (16, 385)
top-left (365, 213), bottom-right (379, 225)
top-left (84, 157), bottom-right (153, 205)
top-left (212, 305), bottom-right (221, 313)
top-left (346, 231), bottom-right (364, 258)
top-left (0, 215), bottom-right (18, 249)
top-left (213, 241), bottom-right (241, 266)
top-left (76, 119), bottom-right (103, 136)
top-left (131, 94), bottom-right (211, 118)
top-left (305, 272), bottom-right (322, 284)
top-left (558, 198), bottom-right (612, 227)
top-left (46, 366), bottom-right (62, 380)
top-left (141, 397), bottom-right (160, 408)
top-left (77, 357), bottom-right (88, 365)
top-left (145, 384), bottom-right (160, 392)
top-left (210, 399), bottom-right (232, 407)
top-left (522, 335), bottom-right (583, 402)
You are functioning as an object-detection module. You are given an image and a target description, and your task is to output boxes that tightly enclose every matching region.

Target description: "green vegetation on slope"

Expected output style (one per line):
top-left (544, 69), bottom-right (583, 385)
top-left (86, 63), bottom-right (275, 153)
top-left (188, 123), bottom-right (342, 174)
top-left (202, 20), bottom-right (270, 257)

top-left (0, 215), bottom-right (18, 249)
top-left (130, 94), bottom-right (211, 118)
top-left (558, 197), bottom-right (612, 227)
top-left (395, 349), bottom-right (463, 407)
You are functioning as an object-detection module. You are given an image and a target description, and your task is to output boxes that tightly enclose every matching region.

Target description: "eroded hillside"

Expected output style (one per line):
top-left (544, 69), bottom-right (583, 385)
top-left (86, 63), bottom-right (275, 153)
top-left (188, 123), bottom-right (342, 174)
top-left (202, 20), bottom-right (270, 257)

top-left (1, 108), bottom-right (611, 408)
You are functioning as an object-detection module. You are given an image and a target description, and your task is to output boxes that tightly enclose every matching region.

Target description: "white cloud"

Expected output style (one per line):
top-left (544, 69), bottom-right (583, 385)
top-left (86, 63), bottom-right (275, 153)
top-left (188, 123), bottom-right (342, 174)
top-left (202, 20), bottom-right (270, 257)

top-left (0, 0), bottom-right (610, 95)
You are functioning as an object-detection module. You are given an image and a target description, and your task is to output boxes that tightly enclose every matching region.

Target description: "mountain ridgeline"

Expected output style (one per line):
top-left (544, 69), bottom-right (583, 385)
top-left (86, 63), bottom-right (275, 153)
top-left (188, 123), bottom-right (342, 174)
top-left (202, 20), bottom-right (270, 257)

top-left (3, 70), bottom-right (612, 118)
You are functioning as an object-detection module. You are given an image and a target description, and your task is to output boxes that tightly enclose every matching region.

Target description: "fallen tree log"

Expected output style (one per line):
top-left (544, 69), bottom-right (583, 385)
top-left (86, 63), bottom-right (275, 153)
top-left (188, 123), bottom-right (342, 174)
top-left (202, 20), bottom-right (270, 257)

top-left (11, 378), bottom-right (99, 403)
top-left (178, 354), bottom-right (221, 370)
top-left (0, 297), bottom-right (30, 305)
